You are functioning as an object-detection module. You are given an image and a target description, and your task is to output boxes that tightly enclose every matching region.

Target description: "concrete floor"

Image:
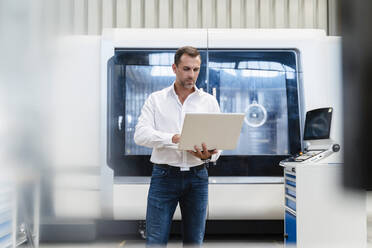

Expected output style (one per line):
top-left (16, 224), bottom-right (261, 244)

top-left (18, 218), bottom-right (367, 247)
top-left (35, 223), bottom-right (372, 248)
top-left (37, 238), bottom-right (372, 248)
top-left (38, 237), bottom-right (283, 248)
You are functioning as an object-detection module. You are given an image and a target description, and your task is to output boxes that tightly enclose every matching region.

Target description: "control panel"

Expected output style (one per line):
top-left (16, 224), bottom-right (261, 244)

top-left (282, 144), bottom-right (340, 163)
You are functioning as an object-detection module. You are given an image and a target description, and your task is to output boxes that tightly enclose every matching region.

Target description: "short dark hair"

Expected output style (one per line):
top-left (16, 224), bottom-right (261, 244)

top-left (174, 46), bottom-right (201, 66)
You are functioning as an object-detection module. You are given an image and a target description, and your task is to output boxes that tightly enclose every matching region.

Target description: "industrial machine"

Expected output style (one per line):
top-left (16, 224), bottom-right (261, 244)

top-left (280, 108), bottom-right (366, 248)
top-left (99, 29), bottom-right (342, 222)
top-left (49, 29), bottom-right (343, 237)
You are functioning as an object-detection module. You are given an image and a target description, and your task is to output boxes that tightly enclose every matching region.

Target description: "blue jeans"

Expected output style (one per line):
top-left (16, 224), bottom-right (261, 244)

top-left (146, 165), bottom-right (209, 247)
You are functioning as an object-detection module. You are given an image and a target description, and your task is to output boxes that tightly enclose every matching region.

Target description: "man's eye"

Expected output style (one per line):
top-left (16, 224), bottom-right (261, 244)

top-left (183, 67), bottom-right (190, 71)
top-left (194, 68), bottom-right (200, 72)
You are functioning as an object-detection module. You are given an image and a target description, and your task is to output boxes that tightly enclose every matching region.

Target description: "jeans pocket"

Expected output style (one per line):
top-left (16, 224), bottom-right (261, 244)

top-left (152, 166), bottom-right (169, 178)
top-left (193, 167), bottom-right (208, 180)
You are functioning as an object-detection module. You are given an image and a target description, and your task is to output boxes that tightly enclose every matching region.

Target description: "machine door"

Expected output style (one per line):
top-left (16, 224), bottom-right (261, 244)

top-left (107, 49), bottom-right (208, 176)
top-left (207, 50), bottom-right (301, 176)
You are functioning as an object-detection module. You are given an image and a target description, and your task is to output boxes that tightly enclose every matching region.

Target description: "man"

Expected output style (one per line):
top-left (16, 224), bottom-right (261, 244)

top-left (134, 46), bottom-right (221, 247)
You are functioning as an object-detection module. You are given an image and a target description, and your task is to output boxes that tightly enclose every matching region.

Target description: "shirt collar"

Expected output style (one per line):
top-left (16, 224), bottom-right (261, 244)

top-left (168, 81), bottom-right (203, 98)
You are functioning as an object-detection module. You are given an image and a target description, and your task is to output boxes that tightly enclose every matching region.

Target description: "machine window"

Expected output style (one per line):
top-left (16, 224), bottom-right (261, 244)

top-left (208, 51), bottom-right (300, 156)
top-left (107, 49), bottom-right (301, 176)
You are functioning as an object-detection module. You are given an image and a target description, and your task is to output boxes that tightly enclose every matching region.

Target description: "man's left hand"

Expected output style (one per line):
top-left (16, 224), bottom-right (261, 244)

top-left (187, 143), bottom-right (217, 160)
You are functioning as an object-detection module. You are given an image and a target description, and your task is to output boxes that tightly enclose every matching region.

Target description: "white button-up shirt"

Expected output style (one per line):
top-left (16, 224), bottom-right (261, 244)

top-left (134, 82), bottom-right (221, 167)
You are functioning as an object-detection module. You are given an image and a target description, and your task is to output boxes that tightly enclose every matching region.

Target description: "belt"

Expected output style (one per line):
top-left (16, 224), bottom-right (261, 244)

top-left (155, 163), bottom-right (206, 171)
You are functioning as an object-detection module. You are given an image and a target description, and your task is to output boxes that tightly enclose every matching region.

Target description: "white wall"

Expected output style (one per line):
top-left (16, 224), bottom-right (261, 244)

top-left (50, 36), bottom-right (102, 218)
top-left (50, 36), bottom-right (101, 169)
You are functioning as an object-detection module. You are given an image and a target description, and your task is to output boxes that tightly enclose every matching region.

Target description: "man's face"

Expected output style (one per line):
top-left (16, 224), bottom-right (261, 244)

top-left (172, 54), bottom-right (201, 89)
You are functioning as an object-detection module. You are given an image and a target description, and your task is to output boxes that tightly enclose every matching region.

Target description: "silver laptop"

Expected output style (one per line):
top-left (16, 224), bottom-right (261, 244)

top-left (178, 113), bottom-right (245, 151)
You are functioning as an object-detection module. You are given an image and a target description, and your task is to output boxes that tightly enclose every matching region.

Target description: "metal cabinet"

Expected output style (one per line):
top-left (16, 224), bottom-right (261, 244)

top-left (283, 163), bottom-right (366, 248)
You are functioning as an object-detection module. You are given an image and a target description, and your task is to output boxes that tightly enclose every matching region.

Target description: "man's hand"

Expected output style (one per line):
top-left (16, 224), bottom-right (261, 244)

top-left (188, 143), bottom-right (217, 160)
top-left (172, 134), bottom-right (181, 144)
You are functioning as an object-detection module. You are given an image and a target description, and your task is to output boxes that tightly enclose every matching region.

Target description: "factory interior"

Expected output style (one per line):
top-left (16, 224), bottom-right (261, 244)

top-left (1, 0), bottom-right (372, 247)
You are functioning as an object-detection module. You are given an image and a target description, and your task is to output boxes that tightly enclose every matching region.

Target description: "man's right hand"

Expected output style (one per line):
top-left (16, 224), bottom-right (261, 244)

top-left (172, 134), bottom-right (181, 144)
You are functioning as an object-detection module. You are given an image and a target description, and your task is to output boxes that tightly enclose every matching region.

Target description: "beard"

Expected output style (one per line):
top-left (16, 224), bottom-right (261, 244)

top-left (179, 78), bottom-right (195, 89)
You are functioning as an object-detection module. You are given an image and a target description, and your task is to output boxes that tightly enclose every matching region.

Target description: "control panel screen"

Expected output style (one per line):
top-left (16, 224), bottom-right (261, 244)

top-left (303, 108), bottom-right (333, 140)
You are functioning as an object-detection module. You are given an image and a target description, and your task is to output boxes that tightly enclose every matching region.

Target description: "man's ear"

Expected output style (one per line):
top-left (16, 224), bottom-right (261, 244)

top-left (172, 63), bottom-right (177, 73)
